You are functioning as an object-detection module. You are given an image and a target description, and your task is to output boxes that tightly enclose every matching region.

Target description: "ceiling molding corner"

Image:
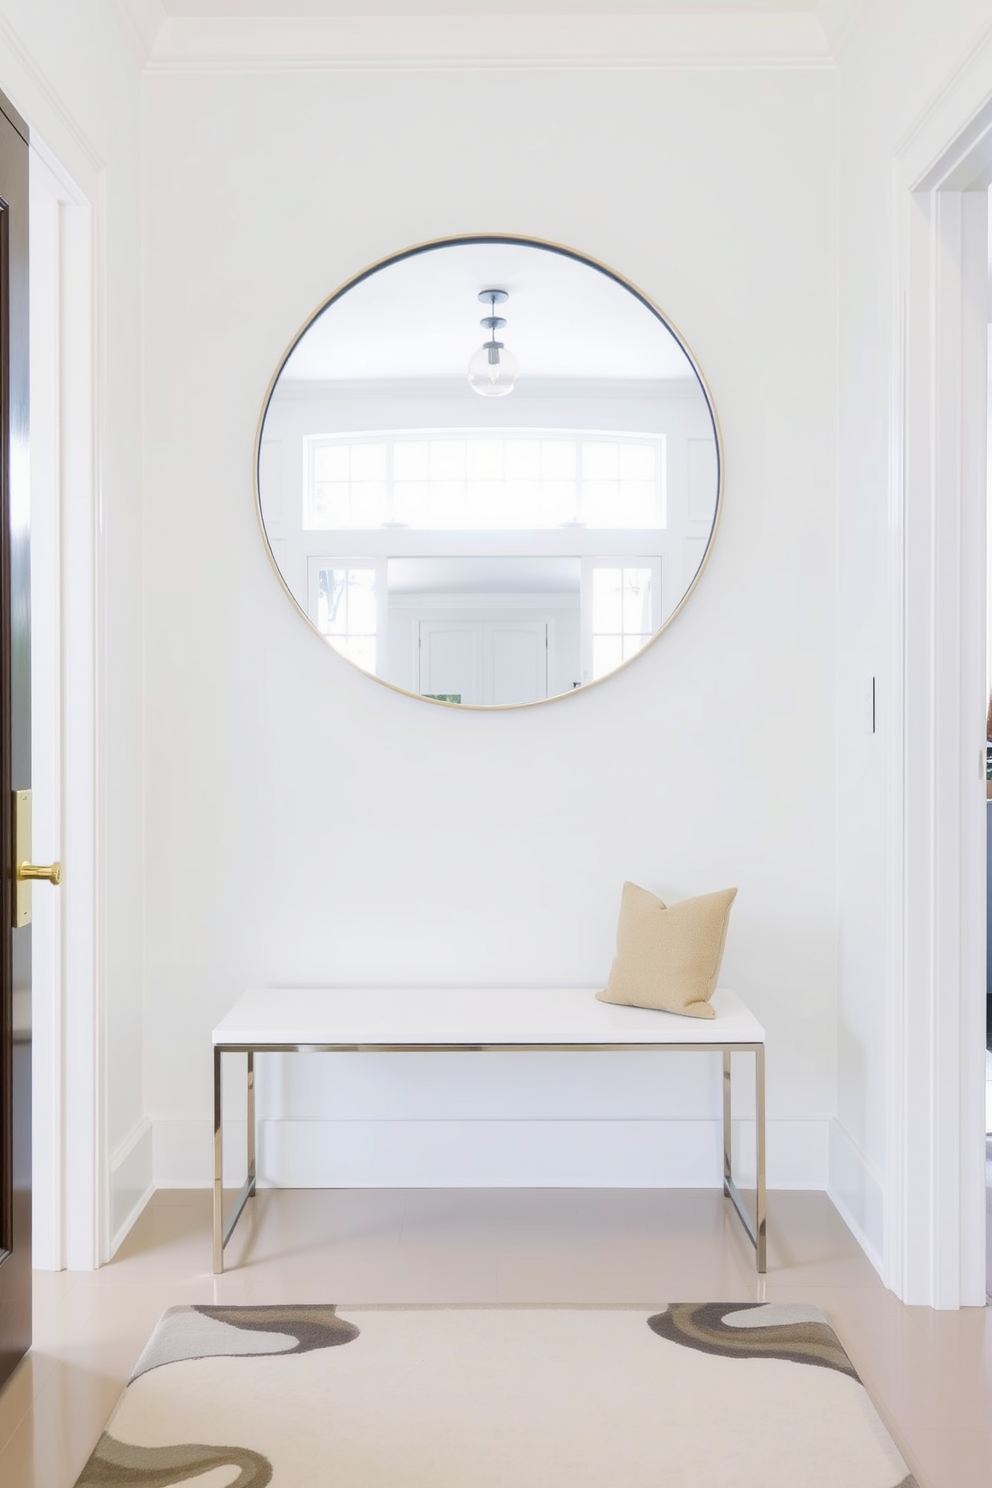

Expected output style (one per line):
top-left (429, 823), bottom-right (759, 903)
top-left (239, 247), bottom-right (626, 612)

top-left (108, 0), bottom-right (167, 66)
top-left (814, 0), bottom-right (869, 60)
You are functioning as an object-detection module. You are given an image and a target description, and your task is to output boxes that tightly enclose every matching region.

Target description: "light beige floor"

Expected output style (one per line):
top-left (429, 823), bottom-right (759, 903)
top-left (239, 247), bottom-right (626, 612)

top-left (0, 1186), bottom-right (988, 1487)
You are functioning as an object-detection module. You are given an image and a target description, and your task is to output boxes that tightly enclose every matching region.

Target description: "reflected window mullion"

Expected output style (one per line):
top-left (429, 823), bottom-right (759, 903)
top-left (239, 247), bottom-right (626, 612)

top-left (308, 431), bottom-right (664, 532)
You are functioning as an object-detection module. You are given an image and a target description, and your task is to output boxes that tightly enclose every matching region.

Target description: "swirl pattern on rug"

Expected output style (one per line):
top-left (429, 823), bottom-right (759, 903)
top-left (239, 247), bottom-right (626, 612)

top-left (130, 1303), bottom-right (360, 1381)
top-left (75, 1435), bottom-right (272, 1486)
top-left (72, 1304), bottom-right (919, 1488)
top-left (647, 1302), bottom-right (861, 1378)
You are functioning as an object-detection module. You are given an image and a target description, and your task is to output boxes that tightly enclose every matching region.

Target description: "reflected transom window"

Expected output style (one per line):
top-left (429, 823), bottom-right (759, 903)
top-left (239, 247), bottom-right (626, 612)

top-left (305, 431), bottom-right (666, 531)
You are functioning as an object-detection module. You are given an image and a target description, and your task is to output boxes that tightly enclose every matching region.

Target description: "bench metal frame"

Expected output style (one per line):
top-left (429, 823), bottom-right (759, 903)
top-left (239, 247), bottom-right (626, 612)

top-left (212, 1039), bottom-right (767, 1275)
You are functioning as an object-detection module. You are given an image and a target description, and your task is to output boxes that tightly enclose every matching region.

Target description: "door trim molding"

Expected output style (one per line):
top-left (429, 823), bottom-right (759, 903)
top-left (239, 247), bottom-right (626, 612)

top-left (28, 136), bottom-right (102, 1270)
top-left (887, 78), bottom-right (992, 1307)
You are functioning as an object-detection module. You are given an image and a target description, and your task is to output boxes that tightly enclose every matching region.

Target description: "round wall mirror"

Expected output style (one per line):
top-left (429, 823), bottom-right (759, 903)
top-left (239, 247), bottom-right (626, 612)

top-left (255, 236), bottom-right (722, 708)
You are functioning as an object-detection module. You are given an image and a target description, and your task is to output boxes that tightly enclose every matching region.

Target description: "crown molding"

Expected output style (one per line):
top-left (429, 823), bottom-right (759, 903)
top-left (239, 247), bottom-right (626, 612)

top-left (0, 11), bottom-right (104, 168)
top-left (141, 13), bottom-right (833, 73)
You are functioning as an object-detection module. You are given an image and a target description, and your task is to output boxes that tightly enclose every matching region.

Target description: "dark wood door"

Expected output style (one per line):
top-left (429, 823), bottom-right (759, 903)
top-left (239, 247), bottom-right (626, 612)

top-left (0, 91), bottom-right (30, 1392)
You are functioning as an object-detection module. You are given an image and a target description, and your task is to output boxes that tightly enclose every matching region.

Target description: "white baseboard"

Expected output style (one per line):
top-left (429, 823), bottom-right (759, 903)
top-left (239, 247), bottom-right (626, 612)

top-left (826, 1118), bottom-right (884, 1278)
top-left (109, 1117), bottom-right (154, 1257)
top-left (152, 1116), bottom-right (830, 1191)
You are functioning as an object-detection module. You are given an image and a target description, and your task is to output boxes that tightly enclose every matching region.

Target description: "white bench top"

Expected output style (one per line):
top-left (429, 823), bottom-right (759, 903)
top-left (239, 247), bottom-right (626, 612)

top-left (213, 987), bottom-right (764, 1048)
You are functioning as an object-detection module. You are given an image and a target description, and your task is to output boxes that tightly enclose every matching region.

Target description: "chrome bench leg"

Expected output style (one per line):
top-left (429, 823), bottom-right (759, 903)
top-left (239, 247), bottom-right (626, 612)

top-left (213, 1045), bottom-right (224, 1273)
top-left (755, 1043), bottom-right (767, 1272)
top-left (721, 1045), bottom-right (768, 1274)
top-left (213, 1048), bottom-right (258, 1275)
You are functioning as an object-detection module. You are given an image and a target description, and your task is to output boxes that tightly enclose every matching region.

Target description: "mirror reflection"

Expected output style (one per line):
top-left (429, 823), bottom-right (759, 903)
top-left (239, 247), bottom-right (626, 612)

top-left (256, 237), bottom-right (721, 707)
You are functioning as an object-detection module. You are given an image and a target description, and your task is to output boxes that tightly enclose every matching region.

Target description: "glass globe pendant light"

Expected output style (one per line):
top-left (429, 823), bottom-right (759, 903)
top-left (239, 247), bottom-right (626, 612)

top-left (467, 289), bottom-right (520, 397)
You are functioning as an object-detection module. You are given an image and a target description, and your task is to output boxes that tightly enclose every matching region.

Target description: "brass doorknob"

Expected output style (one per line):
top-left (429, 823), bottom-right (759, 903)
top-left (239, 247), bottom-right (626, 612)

top-left (17, 861), bottom-right (62, 885)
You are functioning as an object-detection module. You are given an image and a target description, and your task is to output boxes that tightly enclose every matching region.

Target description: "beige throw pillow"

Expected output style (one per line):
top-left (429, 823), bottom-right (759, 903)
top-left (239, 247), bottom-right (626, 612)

top-left (597, 882), bottom-right (737, 1019)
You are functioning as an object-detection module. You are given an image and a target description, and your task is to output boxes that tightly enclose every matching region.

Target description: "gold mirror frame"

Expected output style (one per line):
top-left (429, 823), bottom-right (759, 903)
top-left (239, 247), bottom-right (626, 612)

top-left (254, 234), bottom-right (724, 710)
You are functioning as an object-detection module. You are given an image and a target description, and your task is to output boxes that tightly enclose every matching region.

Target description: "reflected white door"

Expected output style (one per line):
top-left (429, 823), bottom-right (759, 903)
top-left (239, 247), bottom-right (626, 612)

top-left (418, 622), bottom-right (482, 703)
top-left (419, 619), bottom-right (548, 704)
top-left (490, 621), bottom-right (548, 704)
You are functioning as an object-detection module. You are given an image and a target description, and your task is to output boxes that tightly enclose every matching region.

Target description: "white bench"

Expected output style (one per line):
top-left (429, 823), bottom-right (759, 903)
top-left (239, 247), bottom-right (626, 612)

top-left (212, 986), bottom-right (767, 1274)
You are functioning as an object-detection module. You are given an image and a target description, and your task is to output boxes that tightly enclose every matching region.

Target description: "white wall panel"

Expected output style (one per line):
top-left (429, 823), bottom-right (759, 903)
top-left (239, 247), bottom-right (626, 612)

top-left (141, 66), bottom-right (837, 1190)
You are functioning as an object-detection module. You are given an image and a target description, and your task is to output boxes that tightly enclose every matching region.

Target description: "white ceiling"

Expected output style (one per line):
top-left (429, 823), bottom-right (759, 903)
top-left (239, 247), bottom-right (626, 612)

top-left (280, 240), bottom-right (697, 383)
top-left (160, 1), bottom-right (815, 15)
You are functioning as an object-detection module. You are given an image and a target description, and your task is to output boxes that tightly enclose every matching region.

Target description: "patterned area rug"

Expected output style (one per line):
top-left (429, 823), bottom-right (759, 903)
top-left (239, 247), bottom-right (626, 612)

top-left (75, 1303), bottom-right (917, 1487)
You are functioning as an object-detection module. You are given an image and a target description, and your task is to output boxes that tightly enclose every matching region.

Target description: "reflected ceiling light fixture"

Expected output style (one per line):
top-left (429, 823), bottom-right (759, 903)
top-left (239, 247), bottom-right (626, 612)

top-left (467, 288), bottom-right (520, 398)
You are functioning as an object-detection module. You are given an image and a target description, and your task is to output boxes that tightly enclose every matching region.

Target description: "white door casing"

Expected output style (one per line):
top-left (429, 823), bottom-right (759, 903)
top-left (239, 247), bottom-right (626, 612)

top-left (888, 84), bottom-right (992, 1307)
top-left (28, 137), bottom-right (100, 1270)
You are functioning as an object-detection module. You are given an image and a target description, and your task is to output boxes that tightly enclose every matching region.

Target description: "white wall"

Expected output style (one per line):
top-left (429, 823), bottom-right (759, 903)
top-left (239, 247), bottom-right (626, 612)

top-left (9, 0), bottom-right (991, 1289)
top-left (142, 62), bottom-right (838, 1193)
top-left (0, 0), bottom-right (147, 1258)
top-left (831, 0), bottom-right (992, 1280)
